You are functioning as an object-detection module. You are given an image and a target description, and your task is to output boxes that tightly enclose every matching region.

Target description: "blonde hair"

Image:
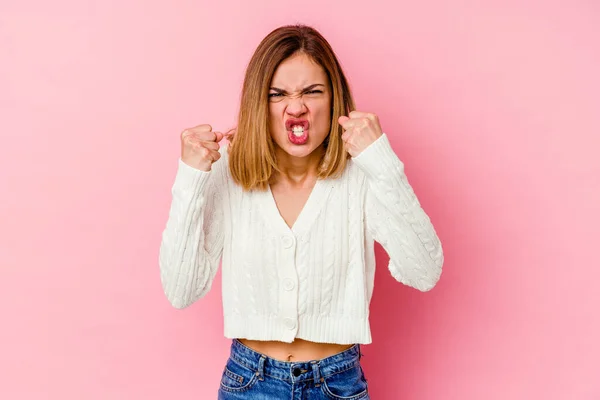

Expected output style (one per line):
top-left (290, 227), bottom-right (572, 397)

top-left (228, 24), bottom-right (356, 191)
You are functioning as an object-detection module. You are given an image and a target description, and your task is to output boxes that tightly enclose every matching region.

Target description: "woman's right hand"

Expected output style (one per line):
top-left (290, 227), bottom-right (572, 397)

top-left (180, 124), bottom-right (224, 172)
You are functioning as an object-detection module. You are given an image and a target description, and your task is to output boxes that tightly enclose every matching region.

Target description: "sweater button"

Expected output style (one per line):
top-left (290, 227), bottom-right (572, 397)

top-left (282, 236), bottom-right (294, 248)
top-left (284, 318), bottom-right (296, 330)
top-left (283, 278), bottom-right (295, 291)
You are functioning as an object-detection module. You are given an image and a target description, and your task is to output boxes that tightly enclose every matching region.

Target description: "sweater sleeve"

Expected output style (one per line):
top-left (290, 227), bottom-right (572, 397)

top-left (352, 133), bottom-right (444, 291)
top-left (158, 146), bottom-right (227, 308)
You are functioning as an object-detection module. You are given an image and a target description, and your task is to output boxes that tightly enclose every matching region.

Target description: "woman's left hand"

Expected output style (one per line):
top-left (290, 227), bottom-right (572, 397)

top-left (338, 111), bottom-right (383, 157)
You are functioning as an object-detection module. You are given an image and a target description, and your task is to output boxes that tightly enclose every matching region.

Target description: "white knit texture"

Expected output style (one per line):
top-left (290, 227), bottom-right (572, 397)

top-left (158, 133), bottom-right (444, 344)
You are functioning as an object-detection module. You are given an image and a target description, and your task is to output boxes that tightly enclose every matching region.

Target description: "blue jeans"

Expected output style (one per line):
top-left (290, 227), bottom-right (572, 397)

top-left (217, 339), bottom-right (370, 399)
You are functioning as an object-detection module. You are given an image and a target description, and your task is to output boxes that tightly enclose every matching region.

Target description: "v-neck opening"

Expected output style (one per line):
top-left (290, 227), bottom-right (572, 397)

top-left (263, 177), bottom-right (332, 236)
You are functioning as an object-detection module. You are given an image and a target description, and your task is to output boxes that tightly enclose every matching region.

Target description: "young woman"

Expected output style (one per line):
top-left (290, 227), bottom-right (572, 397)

top-left (159, 24), bottom-right (444, 399)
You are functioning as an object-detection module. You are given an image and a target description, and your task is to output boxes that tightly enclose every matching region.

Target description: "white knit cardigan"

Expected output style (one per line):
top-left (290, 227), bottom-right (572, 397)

top-left (159, 133), bottom-right (444, 344)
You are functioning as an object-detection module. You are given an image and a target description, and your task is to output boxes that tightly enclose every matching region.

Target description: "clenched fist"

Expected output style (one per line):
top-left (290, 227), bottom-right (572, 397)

top-left (338, 111), bottom-right (383, 158)
top-left (180, 124), bottom-right (224, 172)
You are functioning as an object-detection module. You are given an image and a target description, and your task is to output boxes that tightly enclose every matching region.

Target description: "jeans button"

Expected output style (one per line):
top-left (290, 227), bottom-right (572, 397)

top-left (293, 367), bottom-right (302, 377)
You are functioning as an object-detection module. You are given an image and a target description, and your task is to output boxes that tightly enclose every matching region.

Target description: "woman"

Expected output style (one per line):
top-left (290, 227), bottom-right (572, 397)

top-left (159, 24), bottom-right (444, 399)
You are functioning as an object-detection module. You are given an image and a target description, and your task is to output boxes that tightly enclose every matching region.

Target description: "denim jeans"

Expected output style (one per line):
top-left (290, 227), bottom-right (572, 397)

top-left (217, 339), bottom-right (370, 399)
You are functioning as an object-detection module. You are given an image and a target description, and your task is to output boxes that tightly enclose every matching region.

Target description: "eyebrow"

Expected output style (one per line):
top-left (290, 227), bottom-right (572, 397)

top-left (269, 84), bottom-right (326, 93)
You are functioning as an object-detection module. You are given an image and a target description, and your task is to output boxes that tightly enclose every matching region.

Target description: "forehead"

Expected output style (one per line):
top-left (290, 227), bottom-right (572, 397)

top-left (270, 53), bottom-right (328, 89)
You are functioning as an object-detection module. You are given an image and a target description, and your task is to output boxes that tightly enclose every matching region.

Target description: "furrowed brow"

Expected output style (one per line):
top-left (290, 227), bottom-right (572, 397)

top-left (269, 84), bottom-right (326, 93)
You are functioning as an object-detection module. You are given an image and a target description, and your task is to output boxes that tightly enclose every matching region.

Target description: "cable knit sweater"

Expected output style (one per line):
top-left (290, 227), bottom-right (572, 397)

top-left (158, 133), bottom-right (443, 344)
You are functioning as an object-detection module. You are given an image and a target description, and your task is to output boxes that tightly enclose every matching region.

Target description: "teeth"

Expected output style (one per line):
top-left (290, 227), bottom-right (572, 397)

top-left (291, 125), bottom-right (305, 137)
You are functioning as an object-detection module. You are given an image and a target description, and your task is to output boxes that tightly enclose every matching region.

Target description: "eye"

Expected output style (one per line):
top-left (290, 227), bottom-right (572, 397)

top-left (268, 93), bottom-right (284, 98)
top-left (305, 90), bottom-right (323, 95)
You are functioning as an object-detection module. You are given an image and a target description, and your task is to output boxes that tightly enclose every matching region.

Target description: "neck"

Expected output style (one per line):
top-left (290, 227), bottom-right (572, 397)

top-left (272, 145), bottom-right (325, 187)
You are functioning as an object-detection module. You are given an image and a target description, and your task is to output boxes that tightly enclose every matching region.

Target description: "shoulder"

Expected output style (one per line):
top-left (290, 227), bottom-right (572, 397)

top-left (327, 157), bottom-right (367, 191)
top-left (211, 141), bottom-right (231, 176)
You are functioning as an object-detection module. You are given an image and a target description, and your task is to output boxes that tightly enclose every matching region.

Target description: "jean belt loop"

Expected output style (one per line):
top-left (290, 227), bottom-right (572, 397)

top-left (310, 361), bottom-right (321, 387)
top-left (257, 356), bottom-right (266, 381)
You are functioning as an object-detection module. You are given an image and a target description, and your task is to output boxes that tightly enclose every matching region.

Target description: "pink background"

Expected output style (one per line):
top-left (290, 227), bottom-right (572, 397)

top-left (1, 0), bottom-right (599, 399)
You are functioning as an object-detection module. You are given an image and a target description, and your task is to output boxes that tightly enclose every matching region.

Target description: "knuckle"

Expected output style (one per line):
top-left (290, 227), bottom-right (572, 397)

top-left (200, 132), bottom-right (215, 142)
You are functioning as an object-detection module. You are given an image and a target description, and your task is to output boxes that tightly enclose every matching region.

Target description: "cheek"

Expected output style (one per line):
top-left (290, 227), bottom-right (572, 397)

top-left (310, 102), bottom-right (330, 122)
top-left (314, 108), bottom-right (331, 129)
top-left (268, 105), bottom-right (283, 126)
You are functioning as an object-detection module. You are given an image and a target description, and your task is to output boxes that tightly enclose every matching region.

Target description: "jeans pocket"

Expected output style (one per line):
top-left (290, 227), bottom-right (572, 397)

top-left (219, 357), bottom-right (259, 393)
top-left (321, 364), bottom-right (369, 400)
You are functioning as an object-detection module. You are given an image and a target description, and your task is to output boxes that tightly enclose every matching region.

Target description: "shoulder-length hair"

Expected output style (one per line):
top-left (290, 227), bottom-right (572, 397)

top-left (228, 24), bottom-right (356, 191)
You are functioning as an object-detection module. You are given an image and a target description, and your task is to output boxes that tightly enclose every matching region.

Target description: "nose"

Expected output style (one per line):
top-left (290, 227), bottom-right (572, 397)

top-left (285, 96), bottom-right (307, 117)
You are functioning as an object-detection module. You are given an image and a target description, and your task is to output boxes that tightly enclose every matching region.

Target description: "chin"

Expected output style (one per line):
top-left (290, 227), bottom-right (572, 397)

top-left (279, 142), bottom-right (315, 158)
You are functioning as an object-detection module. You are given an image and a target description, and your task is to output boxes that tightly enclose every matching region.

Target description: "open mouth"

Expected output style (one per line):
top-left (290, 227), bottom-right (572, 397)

top-left (285, 119), bottom-right (309, 131)
top-left (285, 119), bottom-right (310, 144)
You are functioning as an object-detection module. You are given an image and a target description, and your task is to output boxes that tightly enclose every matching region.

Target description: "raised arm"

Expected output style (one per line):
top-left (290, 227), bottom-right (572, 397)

top-left (354, 133), bottom-right (443, 291)
top-left (158, 125), bottom-right (228, 308)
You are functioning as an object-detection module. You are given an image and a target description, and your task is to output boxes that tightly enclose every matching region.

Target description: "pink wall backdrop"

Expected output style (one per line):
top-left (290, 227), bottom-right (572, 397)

top-left (1, 0), bottom-right (599, 399)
